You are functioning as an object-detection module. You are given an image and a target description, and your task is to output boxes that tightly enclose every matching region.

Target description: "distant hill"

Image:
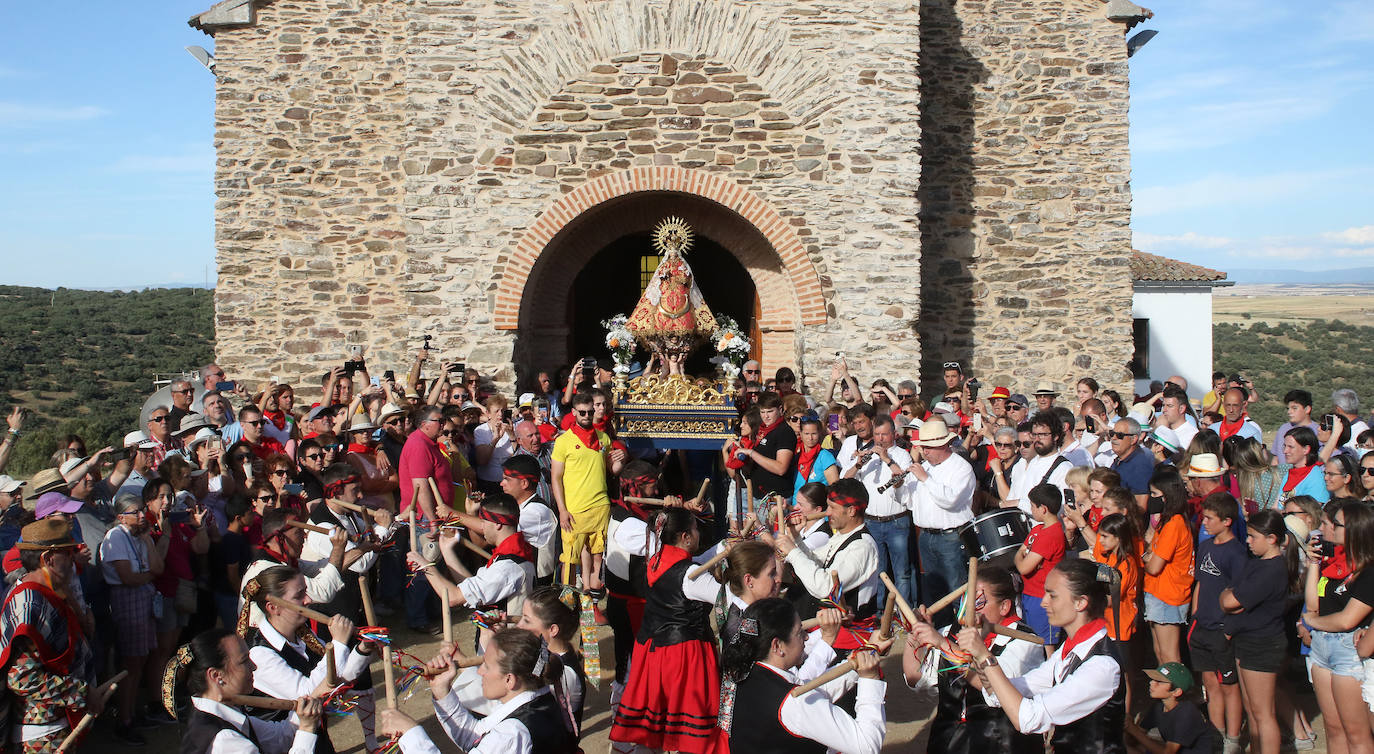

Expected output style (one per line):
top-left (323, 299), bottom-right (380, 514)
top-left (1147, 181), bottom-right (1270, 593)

top-left (1227, 267), bottom-right (1374, 285)
top-left (0, 286), bottom-right (215, 476)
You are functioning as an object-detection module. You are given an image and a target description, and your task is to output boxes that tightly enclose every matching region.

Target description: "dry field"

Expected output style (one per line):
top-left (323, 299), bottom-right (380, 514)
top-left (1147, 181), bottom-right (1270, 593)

top-left (1214, 284), bottom-right (1374, 327)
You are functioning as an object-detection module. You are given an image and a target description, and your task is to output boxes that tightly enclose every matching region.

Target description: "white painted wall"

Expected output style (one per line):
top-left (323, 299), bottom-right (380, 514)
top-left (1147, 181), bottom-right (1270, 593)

top-left (1132, 286), bottom-right (1215, 400)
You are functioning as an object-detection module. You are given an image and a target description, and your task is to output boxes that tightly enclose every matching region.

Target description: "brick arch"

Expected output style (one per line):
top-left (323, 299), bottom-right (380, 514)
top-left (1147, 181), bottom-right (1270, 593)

top-left (493, 167), bottom-right (827, 333)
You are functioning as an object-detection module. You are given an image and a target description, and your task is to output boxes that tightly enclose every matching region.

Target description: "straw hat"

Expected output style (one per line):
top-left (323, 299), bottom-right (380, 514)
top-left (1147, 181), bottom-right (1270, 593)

top-left (1185, 453), bottom-right (1224, 478)
top-left (914, 421), bottom-right (955, 447)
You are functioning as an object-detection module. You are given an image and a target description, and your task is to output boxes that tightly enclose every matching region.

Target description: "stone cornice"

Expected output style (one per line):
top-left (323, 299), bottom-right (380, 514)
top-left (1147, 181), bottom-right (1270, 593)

top-left (188, 0), bottom-right (257, 34)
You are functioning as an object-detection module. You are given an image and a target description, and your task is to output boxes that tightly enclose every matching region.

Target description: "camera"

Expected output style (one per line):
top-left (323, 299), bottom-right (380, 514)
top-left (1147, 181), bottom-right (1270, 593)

top-left (423, 334), bottom-right (432, 352)
top-left (446, 362), bottom-right (463, 374)
top-left (966, 377), bottom-right (981, 402)
top-left (107, 448), bottom-right (129, 463)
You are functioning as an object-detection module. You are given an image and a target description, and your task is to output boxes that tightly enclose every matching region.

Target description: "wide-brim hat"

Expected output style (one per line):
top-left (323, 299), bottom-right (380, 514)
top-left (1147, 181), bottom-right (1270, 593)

top-left (378, 402), bottom-right (406, 422)
top-left (24, 468), bottom-right (68, 501)
top-left (174, 413), bottom-right (211, 435)
top-left (58, 456), bottom-right (88, 480)
top-left (915, 421), bottom-right (955, 447)
top-left (1284, 513), bottom-right (1311, 544)
top-left (347, 419), bottom-right (380, 434)
top-left (122, 430), bottom-right (157, 450)
top-left (1127, 403), bottom-right (1155, 425)
top-left (1186, 453), bottom-right (1223, 477)
top-left (460, 401), bottom-right (483, 413)
top-left (16, 518), bottom-right (78, 551)
top-left (306, 404), bottom-right (336, 422)
top-left (187, 427), bottom-right (220, 450)
top-left (1033, 382), bottom-right (1058, 396)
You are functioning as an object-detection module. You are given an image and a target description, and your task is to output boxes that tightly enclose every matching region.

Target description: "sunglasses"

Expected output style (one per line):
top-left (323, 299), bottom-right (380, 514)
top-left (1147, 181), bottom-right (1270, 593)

top-left (942, 362), bottom-right (960, 370)
top-left (244, 420), bottom-right (265, 427)
top-left (303, 453), bottom-right (323, 461)
top-left (1106, 430), bottom-right (1136, 440)
top-left (574, 409), bottom-right (593, 416)
top-left (385, 419), bottom-right (403, 426)
top-left (787, 416), bottom-right (803, 423)
top-left (995, 442), bottom-right (1015, 449)
top-left (1016, 441), bottom-right (1033, 448)
top-left (779, 377), bottom-right (795, 383)
top-left (255, 495), bottom-right (275, 503)
top-left (149, 415), bottom-right (168, 423)
top-left (270, 469), bottom-right (289, 477)
top-left (445, 429), bottom-right (464, 437)
top-left (173, 388), bottom-right (194, 395)
top-left (1363, 467), bottom-right (1374, 476)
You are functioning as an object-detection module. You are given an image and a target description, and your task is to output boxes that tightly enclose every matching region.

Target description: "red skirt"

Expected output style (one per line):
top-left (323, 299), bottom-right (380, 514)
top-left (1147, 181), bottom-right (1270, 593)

top-left (610, 638), bottom-right (724, 754)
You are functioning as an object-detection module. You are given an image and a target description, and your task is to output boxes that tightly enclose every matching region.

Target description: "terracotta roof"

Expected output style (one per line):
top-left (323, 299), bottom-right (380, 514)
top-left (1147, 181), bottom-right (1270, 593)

top-left (1130, 250), bottom-right (1229, 283)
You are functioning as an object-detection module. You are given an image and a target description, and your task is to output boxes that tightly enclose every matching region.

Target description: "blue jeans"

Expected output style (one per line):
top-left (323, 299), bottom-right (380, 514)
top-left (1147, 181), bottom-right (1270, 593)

top-left (214, 592), bottom-right (240, 631)
top-left (918, 529), bottom-right (968, 624)
top-left (405, 567), bottom-right (436, 629)
top-left (866, 517), bottom-right (917, 609)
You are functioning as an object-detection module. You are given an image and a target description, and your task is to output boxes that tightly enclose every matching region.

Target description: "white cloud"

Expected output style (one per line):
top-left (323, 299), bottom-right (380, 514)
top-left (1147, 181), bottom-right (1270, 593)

top-left (1135, 231), bottom-right (1235, 250)
top-left (1322, 226), bottom-right (1374, 246)
top-left (0, 102), bottom-right (107, 127)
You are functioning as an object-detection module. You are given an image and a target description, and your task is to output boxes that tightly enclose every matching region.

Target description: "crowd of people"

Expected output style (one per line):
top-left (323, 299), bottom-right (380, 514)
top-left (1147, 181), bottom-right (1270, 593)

top-left (0, 350), bottom-right (1373, 754)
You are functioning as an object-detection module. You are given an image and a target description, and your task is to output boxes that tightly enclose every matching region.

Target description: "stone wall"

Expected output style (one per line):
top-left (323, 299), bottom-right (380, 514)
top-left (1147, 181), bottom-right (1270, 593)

top-left (917, 0), bottom-right (1135, 395)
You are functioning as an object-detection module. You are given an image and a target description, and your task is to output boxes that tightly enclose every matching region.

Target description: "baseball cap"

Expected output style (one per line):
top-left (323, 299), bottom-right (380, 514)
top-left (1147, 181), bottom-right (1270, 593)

top-left (123, 430), bottom-right (157, 450)
top-left (35, 491), bottom-right (84, 520)
top-left (1144, 662), bottom-right (1193, 692)
top-left (1006, 394), bottom-right (1029, 409)
top-left (518, 392), bottom-right (536, 409)
top-left (989, 386), bottom-right (1011, 400)
top-left (0, 475), bottom-right (23, 494)
top-left (58, 456), bottom-right (88, 479)
top-left (306, 404), bottom-right (336, 422)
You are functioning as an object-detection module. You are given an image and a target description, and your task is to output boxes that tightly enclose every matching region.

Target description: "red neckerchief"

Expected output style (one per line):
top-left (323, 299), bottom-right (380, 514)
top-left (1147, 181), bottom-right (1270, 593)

top-left (0, 581), bottom-right (82, 675)
top-left (985, 613), bottom-right (1020, 648)
top-left (1284, 464), bottom-right (1318, 493)
top-left (302, 431), bottom-right (320, 440)
top-left (569, 423), bottom-right (601, 451)
top-left (1058, 618), bottom-right (1107, 660)
top-left (263, 409), bottom-right (288, 431)
top-left (347, 442), bottom-right (373, 455)
top-left (1217, 414), bottom-right (1247, 441)
top-left (796, 443), bottom-right (823, 482)
top-left (725, 434), bottom-right (757, 471)
top-left (486, 532), bottom-right (535, 567)
top-left (648, 544), bottom-right (691, 586)
top-left (1323, 546), bottom-right (1350, 580)
top-left (260, 543), bottom-right (300, 569)
top-left (755, 416), bottom-right (784, 443)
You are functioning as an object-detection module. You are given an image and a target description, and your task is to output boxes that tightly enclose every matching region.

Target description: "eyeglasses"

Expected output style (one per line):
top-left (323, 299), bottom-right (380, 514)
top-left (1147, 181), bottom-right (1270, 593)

top-left (244, 420), bottom-right (265, 427)
top-left (995, 442), bottom-right (1015, 449)
top-left (445, 429), bottom-right (464, 437)
top-left (1030, 431), bottom-right (1053, 438)
top-left (1016, 441), bottom-right (1033, 448)
top-left (118, 508), bottom-right (146, 517)
top-left (779, 377), bottom-right (795, 383)
top-left (149, 415), bottom-right (168, 423)
top-left (1008, 404), bottom-right (1026, 411)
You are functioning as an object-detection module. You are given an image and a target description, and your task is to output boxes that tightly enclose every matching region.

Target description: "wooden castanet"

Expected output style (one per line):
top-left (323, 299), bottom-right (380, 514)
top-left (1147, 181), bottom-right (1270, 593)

top-left (879, 572), bottom-right (921, 631)
top-left (924, 584), bottom-right (967, 615)
top-left (285, 520), bottom-right (330, 535)
top-left (265, 595), bottom-right (333, 625)
top-left (789, 657), bottom-right (857, 697)
top-left (687, 544), bottom-right (733, 580)
top-left (56, 671), bottom-right (126, 753)
top-left (226, 694), bottom-right (297, 711)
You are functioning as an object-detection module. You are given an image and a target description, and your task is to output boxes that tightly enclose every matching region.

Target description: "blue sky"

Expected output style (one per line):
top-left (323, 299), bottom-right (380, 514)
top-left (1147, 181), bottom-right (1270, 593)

top-left (0, 1), bottom-right (1370, 289)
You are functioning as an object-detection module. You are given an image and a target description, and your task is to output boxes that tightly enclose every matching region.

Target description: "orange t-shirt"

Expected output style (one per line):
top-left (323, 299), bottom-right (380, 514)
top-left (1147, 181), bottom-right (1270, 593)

top-left (1094, 540), bottom-right (1141, 640)
top-left (1143, 515), bottom-right (1195, 607)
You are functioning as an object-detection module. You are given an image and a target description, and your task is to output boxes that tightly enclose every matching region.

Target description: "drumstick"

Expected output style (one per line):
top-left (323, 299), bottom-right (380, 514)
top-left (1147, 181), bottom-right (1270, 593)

top-left (789, 657), bottom-right (857, 697)
top-left (286, 520), bottom-right (330, 535)
top-left (962, 557), bottom-right (979, 628)
top-left (925, 584), bottom-right (967, 615)
top-left (56, 671), bottom-right (126, 753)
top-left (879, 572), bottom-right (921, 629)
top-left (991, 622), bottom-right (1045, 645)
top-left (625, 495), bottom-right (672, 506)
top-left (225, 694), bottom-right (297, 711)
top-left (878, 591), bottom-right (897, 640)
top-left (441, 586), bottom-right (453, 644)
top-left (359, 576), bottom-right (396, 710)
top-left (687, 543), bottom-right (733, 580)
top-left (266, 595), bottom-right (333, 625)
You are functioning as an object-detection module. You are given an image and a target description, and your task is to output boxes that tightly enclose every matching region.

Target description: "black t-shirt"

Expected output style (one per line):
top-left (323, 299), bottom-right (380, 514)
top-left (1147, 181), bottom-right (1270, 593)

top-left (1320, 566), bottom-right (1374, 621)
top-left (1194, 537), bottom-right (1248, 630)
top-left (1226, 555), bottom-right (1289, 637)
top-left (750, 423), bottom-right (797, 498)
top-left (209, 530), bottom-right (252, 595)
top-left (296, 471), bottom-right (326, 504)
top-left (1141, 699), bottom-right (1212, 754)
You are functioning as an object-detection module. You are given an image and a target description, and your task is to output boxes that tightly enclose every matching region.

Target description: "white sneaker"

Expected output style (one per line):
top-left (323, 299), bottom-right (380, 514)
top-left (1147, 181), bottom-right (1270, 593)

top-left (1292, 735), bottom-right (1316, 751)
top-left (1223, 735), bottom-right (1244, 754)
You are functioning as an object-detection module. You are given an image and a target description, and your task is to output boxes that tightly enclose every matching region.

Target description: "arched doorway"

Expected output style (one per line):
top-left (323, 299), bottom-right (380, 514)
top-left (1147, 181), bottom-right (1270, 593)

top-left (511, 190), bottom-right (786, 384)
top-left (569, 231), bottom-right (758, 377)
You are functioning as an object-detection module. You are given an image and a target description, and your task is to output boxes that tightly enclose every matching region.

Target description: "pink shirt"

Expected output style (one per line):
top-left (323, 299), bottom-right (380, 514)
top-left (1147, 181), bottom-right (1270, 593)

top-left (399, 430), bottom-right (452, 515)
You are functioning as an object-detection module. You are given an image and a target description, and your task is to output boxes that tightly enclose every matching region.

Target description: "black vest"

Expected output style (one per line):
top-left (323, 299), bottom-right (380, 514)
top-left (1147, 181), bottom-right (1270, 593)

top-left (728, 664), bottom-right (826, 754)
top-left (244, 628), bottom-right (335, 754)
top-left (307, 505), bottom-right (363, 622)
top-left (639, 556), bottom-right (713, 646)
top-left (928, 621), bottom-right (1042, 754)
top-left (607, 506), bottom-right (649, 599)
top-left (1050, 633), bottom-right (1126, 754)
top-left (180, 707), bottom-right (260, 754)
top-left (790, 529), bottom-right (878, 622)
top-left (506, 691), bottom-right (579, 754)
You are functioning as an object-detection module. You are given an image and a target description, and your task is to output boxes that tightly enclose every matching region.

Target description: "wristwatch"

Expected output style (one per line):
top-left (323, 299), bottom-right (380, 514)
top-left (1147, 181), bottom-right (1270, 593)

top-left (975, 654), bottom-right (999, 670)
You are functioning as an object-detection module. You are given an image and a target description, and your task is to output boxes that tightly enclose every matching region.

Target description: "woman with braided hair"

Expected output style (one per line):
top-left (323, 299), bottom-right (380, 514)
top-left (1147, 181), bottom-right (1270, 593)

top-left (165, 627), bottom-right (323, 754)
top-left (240, 565), bottom-right (379, 754)
top-left (378, 628), bottom-right (576, 754)
top-left (719, 598), bottom-right (886, 754)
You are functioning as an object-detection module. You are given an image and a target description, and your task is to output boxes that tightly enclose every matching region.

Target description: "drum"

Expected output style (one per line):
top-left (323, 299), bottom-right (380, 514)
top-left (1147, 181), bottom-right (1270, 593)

top-left (959, 508), bottom-right (1032, 566)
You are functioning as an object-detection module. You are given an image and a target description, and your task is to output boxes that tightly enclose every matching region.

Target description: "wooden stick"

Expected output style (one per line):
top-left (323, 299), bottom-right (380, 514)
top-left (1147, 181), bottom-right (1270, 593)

top-left (331, 498), bottom-right (372, 515)
top-left (879, 572), bottom-right (921, 630)
top-left (56, 671), bottom-right (126, 753)
top-left (625, 495), bottom-right (673, 506)
top-left (285, 520), bottom-right (330, 535)
top-left (358, 576), bottom-right (396, 710)
top-left (225, 693), bottom-right (297, 711)
top-left (441, 586), bottom-right (453, 644)
top-left (962, 557), bottom-right (979, 628)
top-left (789, 657), bottom-right (857, 697)
top-left (326, 649), bottom-right (338, 686)
top-left (745, 478), bottom-right (754, 517)
top-left (800, 612), bottom-right (854, 631)
top-left (925, 584), bottom-right (968, 615)
top-left (687, 544), bottom-right (733, 580)
top-left (461, 537), bottom-right (492, 561)
top-left (421, 652), bottom-right (483, 677)
top-left (692, 478), bottom-right (710, 505)
top-left (266, 594), bottom-right (333, 625)
top-left (878, 591), bottom-right (898, 640)
top-left (427, 477), bottom-right (445, 513)
top-left (991, 622), bottom-right (1046, 645)
top-left (409, 507), bottom-right (418, 553)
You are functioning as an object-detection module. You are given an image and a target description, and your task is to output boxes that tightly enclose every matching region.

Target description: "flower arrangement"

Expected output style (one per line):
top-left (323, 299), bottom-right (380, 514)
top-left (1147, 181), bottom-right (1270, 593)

top-left (712, 316), bottom-right (751, 380)
top-left (602, 314), bottom-right (634, 373)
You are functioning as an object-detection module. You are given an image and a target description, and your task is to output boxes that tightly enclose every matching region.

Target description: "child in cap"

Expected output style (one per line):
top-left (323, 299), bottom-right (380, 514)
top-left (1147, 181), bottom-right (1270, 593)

top-left (1126, 662), bottom-right (1213, 754)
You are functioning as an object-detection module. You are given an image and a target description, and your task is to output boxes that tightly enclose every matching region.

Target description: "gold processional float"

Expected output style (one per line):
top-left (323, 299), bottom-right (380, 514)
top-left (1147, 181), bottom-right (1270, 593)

top-left (604, 217), bottom-right (749, 450)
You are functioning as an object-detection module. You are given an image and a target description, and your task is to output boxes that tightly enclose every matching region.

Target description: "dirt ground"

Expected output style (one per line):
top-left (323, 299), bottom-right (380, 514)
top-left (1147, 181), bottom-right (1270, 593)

top-left (121, 617), bottom-right (1333, 753)
top-left (1214, 284), bottom-right (1374, 327)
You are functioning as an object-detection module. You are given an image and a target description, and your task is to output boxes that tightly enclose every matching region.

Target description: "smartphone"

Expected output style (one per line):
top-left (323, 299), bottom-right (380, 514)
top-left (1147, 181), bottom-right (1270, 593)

top-left (1322, 414), bottom-right (1336, 432)
top-left (384, 370), bottom-right (395, 382)
top-left (343, 361), bottom-right (365, 375)
top-left (1084, 415), bottom-right (1097, 433)
top-left (107, 448), bottom-right (129, 463)
top-left (1063, 488), bottom-right (1076, 507)
top-left (284, 483), bottom-right (303, 495)
top-left (828, 414), bottom-right (840, 432)
top-left (370, 376), bottom-right (381, 387)
top-left (502, 408), bottom-right (513, 423)
top-left (169, 510), bottom-right (191, 524)
top-left (972, 413), bottom-right (983, 433)
top-left (446, 363), bottom-right (463, 374)
top-left (214, 381), bottom-right (236, 392)
top-left (538, 405), bottom-right (550, 422)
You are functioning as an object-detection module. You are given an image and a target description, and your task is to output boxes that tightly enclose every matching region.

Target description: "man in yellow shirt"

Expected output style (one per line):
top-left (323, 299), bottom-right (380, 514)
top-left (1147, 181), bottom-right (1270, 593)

top-left (552, 392), bottom-right (626, 592)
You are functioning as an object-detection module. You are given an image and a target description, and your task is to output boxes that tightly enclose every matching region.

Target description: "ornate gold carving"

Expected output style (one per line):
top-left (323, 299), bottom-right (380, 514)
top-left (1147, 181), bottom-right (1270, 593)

top-left (619, 374), bottom-right (728, 405)
top-left (621, 419), bottom-right (733, 437)
top-left (652, 216), bottom-right (693, 256)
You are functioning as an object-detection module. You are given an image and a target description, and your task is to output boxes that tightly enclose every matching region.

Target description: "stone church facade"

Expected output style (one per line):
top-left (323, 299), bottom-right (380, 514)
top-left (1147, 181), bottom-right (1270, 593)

top-left (192, 0), bottom-right (1140, 395)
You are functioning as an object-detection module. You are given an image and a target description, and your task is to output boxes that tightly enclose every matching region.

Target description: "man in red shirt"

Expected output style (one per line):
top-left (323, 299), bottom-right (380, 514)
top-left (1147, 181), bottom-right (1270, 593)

top-left (239, 406), bottom-right (285, 461)
top-left (399, 405), bottom-right (454, 521)
top-left (1015, 482), bottom-right (1067, 648)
